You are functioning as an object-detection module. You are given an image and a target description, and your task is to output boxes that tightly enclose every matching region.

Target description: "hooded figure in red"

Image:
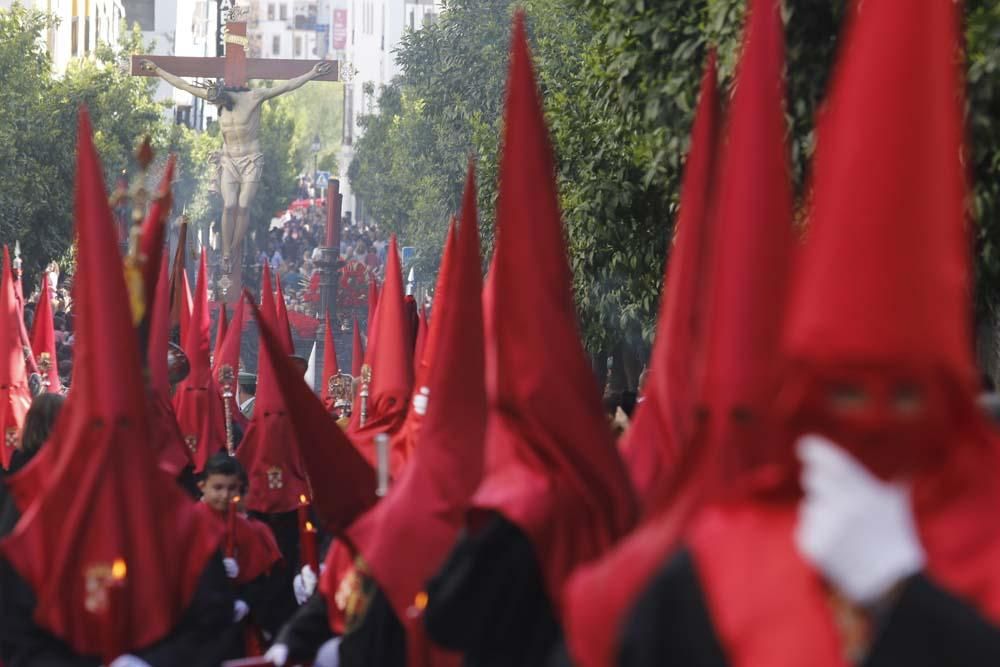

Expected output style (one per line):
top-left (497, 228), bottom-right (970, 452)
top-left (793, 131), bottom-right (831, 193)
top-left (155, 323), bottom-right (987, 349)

top-left (178, 268), bottom-right (194, 346)
top-left (0, 246), bottom-right (33, 469)
top-left (236, 265), bottom-right (310, 514)
top-left (147, 254), bottom-right (193, 477)
top-left (348, 236), bottom-right (414, 471)
top-left (387, 220), bottom-right (459, 475)
top-left (339, 162), bottom-right (486, 667)
top-left (413, 305), bottom-right (428, 379)
top-left (566, 0), bottom-right (796, 651)
top-left (274, 273), bottom-right (295, 356)
top-left (173, 251), bottom-right (229, 473)
top-left (560, 49), bottom-right (724, 667)
top-left (214, 293), bottom-right (248, 435)
top-left (31, 271), bottom-right (62, 394)
top-left (0, 108), bottom-right (226, 665)
top-left (320, 312), bottom-right (340, 412)
top-left (139, 154), bottom-right (176, 311)
top-left (619, 2), bottom-right (1000, 666)
top-left (618, 51), bottom-right (720, 506)
top-left (422, 12), bottom-right (637, 667)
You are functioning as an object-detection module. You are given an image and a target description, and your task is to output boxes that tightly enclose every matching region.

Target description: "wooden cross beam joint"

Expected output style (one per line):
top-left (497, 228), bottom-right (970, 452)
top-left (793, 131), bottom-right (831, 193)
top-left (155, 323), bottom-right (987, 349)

top-left (129, 5), bottom-right (337, 88)
top-left (130, 55), bottom-right (339, 87)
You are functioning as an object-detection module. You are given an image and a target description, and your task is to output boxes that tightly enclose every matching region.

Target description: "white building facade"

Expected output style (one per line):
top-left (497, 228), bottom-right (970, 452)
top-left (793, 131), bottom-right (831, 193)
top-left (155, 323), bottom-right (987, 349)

top-left (128, 0), bottom-right (219, 129)
top-left (1, 0), bottom-right (126, 74)
top-left (336, 0), bottom-right (441, 227)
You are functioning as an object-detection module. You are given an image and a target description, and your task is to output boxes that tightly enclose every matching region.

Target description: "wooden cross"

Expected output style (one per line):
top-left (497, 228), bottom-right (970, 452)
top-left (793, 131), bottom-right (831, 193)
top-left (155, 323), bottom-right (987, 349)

top-left (130, 3), bottom-right (338, 88)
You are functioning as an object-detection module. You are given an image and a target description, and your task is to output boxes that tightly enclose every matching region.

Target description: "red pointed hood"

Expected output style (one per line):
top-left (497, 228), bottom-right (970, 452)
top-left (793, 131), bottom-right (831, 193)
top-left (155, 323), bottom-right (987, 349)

top-left (366, 279), bottom-right (379, 338)
top-left (173, 251), bottom-right (227, 472)
top-left (254, 263), bottom-right (277, 403)
top-left (178, 269), bottom-right (193, 346)
top-left (348, 236), bottom-right (414, 469)
top-left (147, 254), bottom-right (191, 476)
top-left (148, 255), bottom-right (172, 397)
top-left (139, 155), bottom-right (176, 310)
top-left (389, 187), bottom-right (463, 472)
top-left (0, 107), bottom-right (220, 660)
top-left (417, 221), bottom-right (457, 385)
top-left (347, 160), bottom-right (487, 628)
top-left (246, 291), bottom-right (378, 531)
top-left (321, 313), bottom-right (340, 410)
top-left (213, 304), bottom-right (228, 368)
top-left (779, 0), bottom-right (977, 478)
top-left (215, 294), bottom-right (247, 433)
top-left (274, 273), bottom-right (295, 355)
top-left (236, 265), bottom-right (311, 513)
top-left (470, 11), bottom-right (638, 617)
top-left (564, 2), bottom-right (796, 662)
top-left (0, 246), bottom-right (31, 469)
top-left (620, 51), bottom-right (720, 505)
top-left (31, 271), bottom-right (61, 393)
top-left (169, 220), bottom-right (189, 329)
top-left (412, 306), bottom-right (428, 380)
top-left (351, 317), bottom-right (363, 378)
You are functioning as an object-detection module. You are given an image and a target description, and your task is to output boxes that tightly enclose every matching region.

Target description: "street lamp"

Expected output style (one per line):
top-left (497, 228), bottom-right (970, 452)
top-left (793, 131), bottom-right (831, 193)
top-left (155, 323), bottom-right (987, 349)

top-left (311, 134), bottom-right (321, 196)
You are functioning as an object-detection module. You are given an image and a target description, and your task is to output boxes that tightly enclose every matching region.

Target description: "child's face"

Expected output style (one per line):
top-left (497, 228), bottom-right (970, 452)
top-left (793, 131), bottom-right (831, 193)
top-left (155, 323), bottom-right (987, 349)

top-left (199, 473), bottom-right (242, 513)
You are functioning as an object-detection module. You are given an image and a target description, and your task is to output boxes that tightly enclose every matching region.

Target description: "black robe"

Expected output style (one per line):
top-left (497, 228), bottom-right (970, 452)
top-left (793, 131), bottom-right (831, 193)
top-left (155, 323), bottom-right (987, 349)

top-left (338, 579), bottom-right (406, 667)
top-left (423, 513), bottom-right (562, 667)
top-left (248, 509), bottom-right (301, 638)
top-left (0, 551), bottom-right (238, 667)
top-left (617, 547), bottom-right (1000, 667)
top-left (275, 592), bottom-right (335, 664)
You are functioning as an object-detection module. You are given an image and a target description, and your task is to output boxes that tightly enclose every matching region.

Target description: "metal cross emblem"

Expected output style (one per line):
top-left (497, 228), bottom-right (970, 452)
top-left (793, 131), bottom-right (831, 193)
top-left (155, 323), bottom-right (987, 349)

top-left (267, 466), bottom-right (283, 489)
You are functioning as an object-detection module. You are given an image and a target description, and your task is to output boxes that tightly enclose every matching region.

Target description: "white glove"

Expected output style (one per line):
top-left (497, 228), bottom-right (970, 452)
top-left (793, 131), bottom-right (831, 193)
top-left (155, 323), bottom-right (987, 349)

top-left (233, 598), bottom-right (250, 623)
top-left (314, 637), bottom-right (342, 667)
top-left (293, 564), bottom-right (318, 604)
top-left (223, 557), bottom-right (240, 579)
top-left (109, 656), bottom-right (152, 667)
top-left (264, 643), bottom-right (289, 666)
top-left (795, 434), bottom-right (925, 606)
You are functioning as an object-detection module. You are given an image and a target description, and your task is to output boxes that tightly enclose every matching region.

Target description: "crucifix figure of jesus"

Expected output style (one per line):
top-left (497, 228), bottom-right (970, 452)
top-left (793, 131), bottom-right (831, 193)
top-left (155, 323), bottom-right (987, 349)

top-left (132, 3), bottom-right (338, 300)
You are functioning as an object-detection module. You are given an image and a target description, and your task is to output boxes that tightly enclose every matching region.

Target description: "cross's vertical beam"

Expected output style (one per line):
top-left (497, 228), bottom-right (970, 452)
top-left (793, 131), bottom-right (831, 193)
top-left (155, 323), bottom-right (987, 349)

top-left (222, 4), bottom-right (251, 87)
top-left (316, 180), bottom-right (342, 376)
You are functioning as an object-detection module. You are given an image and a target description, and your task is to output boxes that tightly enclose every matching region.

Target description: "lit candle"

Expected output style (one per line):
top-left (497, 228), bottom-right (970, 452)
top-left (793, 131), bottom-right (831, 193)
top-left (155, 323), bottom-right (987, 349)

top-left (297, 494), bottom-right (312, 569)
top-left (303, 520), bottom-right (319, 573)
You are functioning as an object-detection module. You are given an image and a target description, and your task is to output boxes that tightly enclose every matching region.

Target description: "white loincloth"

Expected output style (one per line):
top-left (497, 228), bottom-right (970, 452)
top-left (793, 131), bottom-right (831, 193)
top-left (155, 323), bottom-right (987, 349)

top-left (221, 152), bottom-right (264, 184)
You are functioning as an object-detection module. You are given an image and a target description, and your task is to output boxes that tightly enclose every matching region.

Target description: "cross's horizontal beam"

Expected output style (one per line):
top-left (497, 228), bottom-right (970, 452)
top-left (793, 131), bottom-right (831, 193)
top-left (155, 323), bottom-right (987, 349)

top-left (130, 55), bottom-right (339, 82)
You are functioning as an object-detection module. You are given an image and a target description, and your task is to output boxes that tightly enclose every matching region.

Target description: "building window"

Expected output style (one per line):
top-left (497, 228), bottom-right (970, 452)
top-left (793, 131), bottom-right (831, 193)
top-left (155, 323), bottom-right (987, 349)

top-left (408, 9), bottom-right (413, 30)
top-left (84, 16), bottom-right (90, 53)
top-left (294, 35), bottom-right (302, 57)
top-left (272, 34), bottom-right (281, 54)
top-left (267, 3), bottom-right (274, 19)
top-left (175, 105), bottom-right (192, 127)
top-left (279, 3), bottom-right (287, 20)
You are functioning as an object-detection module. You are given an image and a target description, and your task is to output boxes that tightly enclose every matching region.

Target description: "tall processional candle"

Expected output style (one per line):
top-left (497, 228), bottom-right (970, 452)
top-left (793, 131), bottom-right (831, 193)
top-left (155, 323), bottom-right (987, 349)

top-left (297, 494), bottom-right (318, 570)
top-left (375, 433), bottom-right (390, 497)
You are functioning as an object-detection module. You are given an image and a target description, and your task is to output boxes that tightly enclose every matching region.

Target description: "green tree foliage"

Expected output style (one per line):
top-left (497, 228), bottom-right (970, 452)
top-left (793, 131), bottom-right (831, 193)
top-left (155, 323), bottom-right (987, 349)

top-left (277, 81), bottom-right (345, 176)
top-left (343, 0), bottom-right (1000, 364)
top-left (0, 6), bottom-right (76, 288)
